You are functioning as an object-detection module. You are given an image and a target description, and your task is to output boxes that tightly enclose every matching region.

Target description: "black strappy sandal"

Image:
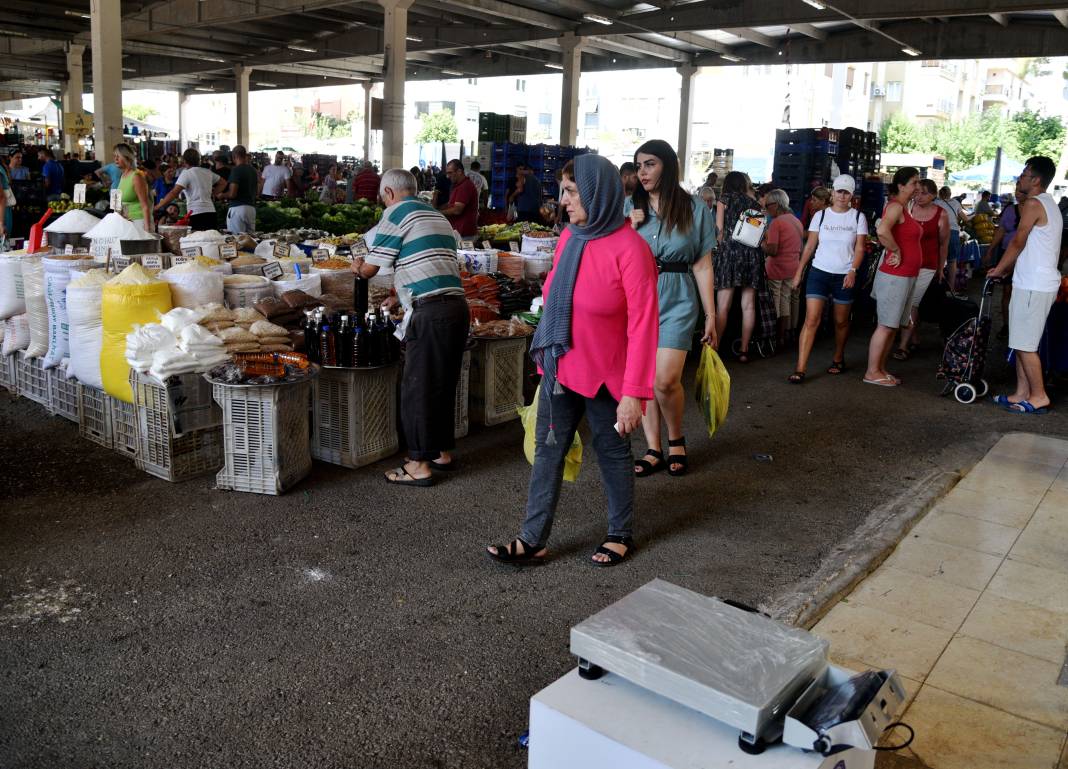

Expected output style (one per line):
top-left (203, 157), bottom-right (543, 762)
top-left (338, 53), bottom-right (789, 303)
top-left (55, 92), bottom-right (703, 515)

top-left (827, 360), bottom-right (846, 375)
top-left (591, 535), bottom-right (634, 568)
top-left (787, 371), bottom-right (806, 384)
top-left (486, 538), bottom-right (547, 566)
top-left (667, 437), bottom-right (688, 477)
top-left (634, 449), bottom-right (665, 478)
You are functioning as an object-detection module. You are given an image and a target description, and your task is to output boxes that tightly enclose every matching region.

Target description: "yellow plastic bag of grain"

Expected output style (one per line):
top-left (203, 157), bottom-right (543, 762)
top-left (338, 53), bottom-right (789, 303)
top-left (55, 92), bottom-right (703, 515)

top-left (518, 384), bottom-right (582, 482)
top-left (100, 263), bottom-right (173, 402)
top-left (695, 345), bottom-right (730, 438)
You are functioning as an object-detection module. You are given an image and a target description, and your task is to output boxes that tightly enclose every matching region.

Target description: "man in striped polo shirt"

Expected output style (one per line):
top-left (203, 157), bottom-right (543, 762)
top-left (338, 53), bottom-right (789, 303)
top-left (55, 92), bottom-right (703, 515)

top-left (353, 168), bottom-right (469, 486)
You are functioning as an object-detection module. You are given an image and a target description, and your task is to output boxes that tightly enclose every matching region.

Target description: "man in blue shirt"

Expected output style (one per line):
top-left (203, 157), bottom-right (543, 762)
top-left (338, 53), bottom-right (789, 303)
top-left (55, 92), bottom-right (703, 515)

top-left (37, 148), bottom-right (64, 198)
top-left (95, 160), bottom-right (122, 190)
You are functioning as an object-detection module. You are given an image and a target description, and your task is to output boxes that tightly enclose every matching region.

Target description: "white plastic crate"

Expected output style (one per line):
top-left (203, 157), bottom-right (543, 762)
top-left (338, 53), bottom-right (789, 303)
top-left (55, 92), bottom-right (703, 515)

top-left (0, 353), bottom-right (16, 394)
top-left (109, 395), bottom-right (139, 459)
top-left (78, 385), bottom-right (112, 448)
top-left (49, 366), bottom-right (81, 423)
top-left (15, 352), bottom-right (51, 410)
top-left (470, 337), bottom-right (527, 426)
top-left (455, 350), bottom-right (470, 439)
top-left (130, 371), bottom-right (224, 482)
top-left (214, 378), bottom-right (314, 495)
top-left (312, 364), bottom-right (399, 469)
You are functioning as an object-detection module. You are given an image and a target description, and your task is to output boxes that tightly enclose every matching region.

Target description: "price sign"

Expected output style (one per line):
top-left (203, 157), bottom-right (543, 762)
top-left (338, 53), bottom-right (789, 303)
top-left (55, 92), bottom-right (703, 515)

top-left (321, 243), bottom-right (337, 256)
top-left (109, 189), bottom-right (123, 211)
top-left (141, 254), bottom-right (163, 270)
top-left (171, 254), bottom-right (196, 265)
top-left (311, 248), bottom-right (330, 262)
top-left (181, 246), bottom-right (203, 257)
top-left (481, 240), bottom-right (492, 249)
top-left (219, 243), bottom-right (237, 259)
top-left (460, 240), bottom-right (474, 250)
top-left (262, 261), bottom-right (284, 280)
top-left (351, 238), bottom-right (369, 257)
top-left (508, 241), bottom-right (520, 253)
top-left (73, 184), bottom-right (86, 205)
top-left (64, 244), bottom-right (74, 255)
top-left (273, 242), bottom-right (290, 259)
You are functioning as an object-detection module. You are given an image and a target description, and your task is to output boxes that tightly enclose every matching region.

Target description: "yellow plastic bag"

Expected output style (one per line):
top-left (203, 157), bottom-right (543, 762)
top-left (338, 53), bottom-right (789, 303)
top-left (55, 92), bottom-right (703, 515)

top-left (695, 345), bottom-right (730, 438)
top-left (100, 265), bottom-right (173, 403)
top-left (518, 384), bottom-right (583, 482)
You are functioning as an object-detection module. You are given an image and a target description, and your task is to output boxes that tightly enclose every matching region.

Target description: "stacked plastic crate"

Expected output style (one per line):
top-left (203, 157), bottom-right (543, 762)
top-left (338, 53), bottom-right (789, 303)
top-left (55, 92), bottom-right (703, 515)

top-left (491, 142), bottom-right (528, 209)
top-left (772, 128), bottom-right (839, 214)
top-left (837, 128), bottom-right (881, 179)
top-left (528, 144), bottom-right (561, 202)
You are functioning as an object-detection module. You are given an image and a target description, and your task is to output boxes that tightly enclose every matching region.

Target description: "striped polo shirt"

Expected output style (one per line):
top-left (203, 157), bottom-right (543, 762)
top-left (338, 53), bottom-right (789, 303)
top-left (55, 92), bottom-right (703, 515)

top-left (366, 196), bottom-right (463, 302)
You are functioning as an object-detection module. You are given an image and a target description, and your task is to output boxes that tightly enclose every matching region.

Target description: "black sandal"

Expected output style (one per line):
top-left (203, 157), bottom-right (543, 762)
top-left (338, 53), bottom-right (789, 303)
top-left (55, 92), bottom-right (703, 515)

top-left (591, 535), bottom-right (633, 568)
top-left (667, 437), bottom-right (688, 477)
top-left (891, 349), bottom-right (910, 361)
top-left (787, 371), bottom-right (806, 384)
top-left (429, 458), bottom-right (457, 472)
top-left (634, 449), bottom-right (665, 478)
top-left (486, 538), bottom-right (546, 566)
top-left (737, 353), bottom-right (750, 364)
top-left (384, 465), bottom-right (435, 487)
top-left (827, 360), bottom-right (845, 375)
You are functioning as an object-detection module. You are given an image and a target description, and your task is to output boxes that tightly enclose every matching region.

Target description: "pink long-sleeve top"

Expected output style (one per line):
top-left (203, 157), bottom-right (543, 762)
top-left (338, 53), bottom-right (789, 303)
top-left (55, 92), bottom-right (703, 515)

top-left (541, 223), bottom-right (659, 402)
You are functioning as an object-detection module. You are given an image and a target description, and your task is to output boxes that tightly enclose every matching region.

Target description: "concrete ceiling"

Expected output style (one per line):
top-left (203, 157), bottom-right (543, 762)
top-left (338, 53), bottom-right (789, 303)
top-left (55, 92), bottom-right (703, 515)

top-left (1, 0), bottom-right (1067, 97)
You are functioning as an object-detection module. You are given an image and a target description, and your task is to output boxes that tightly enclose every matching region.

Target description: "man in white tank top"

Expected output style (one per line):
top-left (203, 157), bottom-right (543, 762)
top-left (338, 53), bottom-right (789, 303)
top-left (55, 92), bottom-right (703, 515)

top-left (987, 156), bottom-right (1062, 414)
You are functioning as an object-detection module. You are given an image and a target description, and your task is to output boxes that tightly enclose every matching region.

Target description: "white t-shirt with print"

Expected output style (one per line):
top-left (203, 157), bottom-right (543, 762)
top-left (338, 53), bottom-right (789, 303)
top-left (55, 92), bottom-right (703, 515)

top-left (261, 164), bottom-right (292, 197)
top-left (175, 167), bottom-right (222, 216)
top-left (809, 207), bottom-right (869, 274)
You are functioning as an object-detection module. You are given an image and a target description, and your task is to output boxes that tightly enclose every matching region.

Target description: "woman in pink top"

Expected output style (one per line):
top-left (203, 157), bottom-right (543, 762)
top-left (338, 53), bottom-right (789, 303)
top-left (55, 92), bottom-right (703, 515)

top-left (486, 154), bottom-right (659, 568)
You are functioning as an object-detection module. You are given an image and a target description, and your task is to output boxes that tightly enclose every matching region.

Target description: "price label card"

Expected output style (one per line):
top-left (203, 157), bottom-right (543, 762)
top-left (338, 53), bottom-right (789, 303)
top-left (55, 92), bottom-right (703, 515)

top-left (508, 240), bottom-right (520, 252)
top-left (460, 240), bottom-right (474, 250)
top-left (321, 243), bottom-right (337, 256)
top-left (181, 246), bottom-right (203, 257)
top-left (351, 238), bottom-right (369, 257)
top-left (219, 243), bottom-right (237, 259)
top-left (481, 240), bottom-right (492, 249)
top-left (141, 254), bottom-right (163, 270)
top-left (73, 184), bottom-right (86, 205)
top-left (64, 244), bottom-right (74, 255)
top-left (262, 261), bottom-right (284, 280)
top-left (171, 254), bottom-right (195, 265)
top-left (109, 189), bottom-right (123, 211)
top-left (311, 248), bottom-right (330, 262)
top-left (273, 242), bottom-right (291, 259)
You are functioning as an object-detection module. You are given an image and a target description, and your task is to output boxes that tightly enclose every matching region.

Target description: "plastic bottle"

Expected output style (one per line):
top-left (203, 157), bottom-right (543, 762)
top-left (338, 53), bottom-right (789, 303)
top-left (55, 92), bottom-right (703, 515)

top-left (319, 314), bottom-right (336, 366)
top-left (336, 314), bottom-right (353, 367)
top-left (366, 310), bottom-right (382, 367)
top-left (353, 314), bottom-right (368, 368)
top-left (304, 308), bottom-right (321, 364)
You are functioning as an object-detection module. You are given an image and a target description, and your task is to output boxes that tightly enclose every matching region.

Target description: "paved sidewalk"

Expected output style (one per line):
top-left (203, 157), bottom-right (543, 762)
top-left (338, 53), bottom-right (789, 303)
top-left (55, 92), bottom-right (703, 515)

top-left (811, 432), bottom-right (1068, 769)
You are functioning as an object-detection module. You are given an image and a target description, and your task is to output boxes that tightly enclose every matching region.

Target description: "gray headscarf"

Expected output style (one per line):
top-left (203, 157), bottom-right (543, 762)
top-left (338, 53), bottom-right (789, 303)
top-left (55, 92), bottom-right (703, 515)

top-left (529, 153), bottom-right (625, 444)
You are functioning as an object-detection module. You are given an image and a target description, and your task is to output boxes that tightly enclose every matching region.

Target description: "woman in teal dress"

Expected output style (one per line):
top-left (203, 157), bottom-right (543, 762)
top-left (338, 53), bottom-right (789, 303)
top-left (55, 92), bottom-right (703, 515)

top-left (626, 139), bottom-right (718, 477)
top-left (0, 160), bottom-right (12, 241)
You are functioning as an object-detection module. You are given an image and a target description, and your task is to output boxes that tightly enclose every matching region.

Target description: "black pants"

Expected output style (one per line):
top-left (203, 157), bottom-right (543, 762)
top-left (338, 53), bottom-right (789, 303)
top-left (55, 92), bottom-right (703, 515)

top-left (188, 211), bottom-right (217, 232)
top-left (402, 295), bottom-right (469, 461)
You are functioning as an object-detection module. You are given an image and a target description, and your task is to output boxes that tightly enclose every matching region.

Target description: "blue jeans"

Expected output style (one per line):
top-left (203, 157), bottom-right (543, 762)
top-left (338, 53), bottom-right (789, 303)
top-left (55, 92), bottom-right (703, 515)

top-left (946, 230), bottom-right (961, 263)
top-left (520, 383), bottom-right (634, 548)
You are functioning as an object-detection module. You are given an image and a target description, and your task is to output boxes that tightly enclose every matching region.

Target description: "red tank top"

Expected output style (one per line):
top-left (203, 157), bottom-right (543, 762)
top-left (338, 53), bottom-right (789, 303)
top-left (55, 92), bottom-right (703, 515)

top-left (914, 206), bottom-right (942, 271)
top-left (880, 203), bottom-right (923, 278)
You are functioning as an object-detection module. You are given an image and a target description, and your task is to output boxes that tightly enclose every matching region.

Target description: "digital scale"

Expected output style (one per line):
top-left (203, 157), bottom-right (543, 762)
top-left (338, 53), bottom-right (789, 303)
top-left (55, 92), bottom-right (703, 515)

top-left (529, 579), bottom-right (907, 769)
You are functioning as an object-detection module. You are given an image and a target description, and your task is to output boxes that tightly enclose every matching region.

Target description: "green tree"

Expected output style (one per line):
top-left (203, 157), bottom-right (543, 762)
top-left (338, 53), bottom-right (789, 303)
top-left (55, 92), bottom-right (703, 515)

top-left (1010, 109), bottom-right (1067, 160)
top-left (122, 103), bottom-right (158, 122)
top-left (311, 111), bottom-right (354, 140)
top-left (878, 112), bottom-right (931, 153)
top-left (415, 109), bottom-right (459, 143)
top-left (926, 111), bottom-right (1019, 173)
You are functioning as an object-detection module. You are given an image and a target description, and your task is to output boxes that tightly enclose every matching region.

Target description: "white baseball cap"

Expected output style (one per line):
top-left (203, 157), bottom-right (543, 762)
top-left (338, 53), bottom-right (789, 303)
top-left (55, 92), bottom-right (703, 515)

top-left (832, 174), bottom-right (856, 194)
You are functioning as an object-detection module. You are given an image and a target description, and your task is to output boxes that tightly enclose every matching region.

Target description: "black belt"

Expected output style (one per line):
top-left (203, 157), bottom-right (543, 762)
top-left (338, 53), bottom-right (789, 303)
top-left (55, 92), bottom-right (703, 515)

top-left (657, 261), bottom-right (692, 274)
top-left (413, 293), bottom-right (465, 308)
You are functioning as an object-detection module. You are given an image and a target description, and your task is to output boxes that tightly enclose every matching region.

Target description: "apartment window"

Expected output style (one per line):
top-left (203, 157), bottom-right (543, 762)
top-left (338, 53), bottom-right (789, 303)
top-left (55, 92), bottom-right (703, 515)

top-left (415, 101), bottom-right (430, 117)
top-left (824, 63), bottom-right (833, 78)
top-left (466, 78), bottom-right (478, 86)
top-left (516, 79), bottom-right (526, 92)
top-left (846, 66), bottom-right (855, 90)
top-left (538, 112), bottom-right (552, 127)
top-left (584, 111), bottom-right (599, 129)
top-left (886, 81), bottom-right (903, 102)
top-left (863, 72), bottom-right (869, 95)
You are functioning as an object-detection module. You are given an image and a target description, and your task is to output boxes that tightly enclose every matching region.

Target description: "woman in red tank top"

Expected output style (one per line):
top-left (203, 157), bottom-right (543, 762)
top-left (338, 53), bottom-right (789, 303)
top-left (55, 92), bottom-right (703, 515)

top-left (895, 179), bottom-right (949, 359)
top-left (864, 167), bottom-right (920, 387)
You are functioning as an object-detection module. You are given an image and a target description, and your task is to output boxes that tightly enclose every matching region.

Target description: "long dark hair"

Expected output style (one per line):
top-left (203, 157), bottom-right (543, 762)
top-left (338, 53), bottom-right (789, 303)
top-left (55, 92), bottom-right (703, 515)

top-left (631, 139), bottom-right (693, 236)
top-left (721, 171), bottom-right (750, 197)
top-left (889, 166), bottom-right (918, 195)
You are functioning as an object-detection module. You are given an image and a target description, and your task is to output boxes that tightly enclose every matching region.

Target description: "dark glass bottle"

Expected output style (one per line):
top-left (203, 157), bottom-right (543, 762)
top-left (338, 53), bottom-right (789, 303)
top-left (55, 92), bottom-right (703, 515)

top-left (304, 308), bottom-right (321, 364)
top-left (353, 314), bottom-right (368, 368)
top-left (336, 315), bottom-right (353, 367)
top-left (366, 310), bottom-right (383, 367)
top-left (319, 314), bottom-right (336, 366)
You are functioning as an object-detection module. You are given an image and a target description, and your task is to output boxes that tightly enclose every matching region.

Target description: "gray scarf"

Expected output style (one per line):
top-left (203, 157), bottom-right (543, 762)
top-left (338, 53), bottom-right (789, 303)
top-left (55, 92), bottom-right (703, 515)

top-left (529, 153), bottom-right (625, 443)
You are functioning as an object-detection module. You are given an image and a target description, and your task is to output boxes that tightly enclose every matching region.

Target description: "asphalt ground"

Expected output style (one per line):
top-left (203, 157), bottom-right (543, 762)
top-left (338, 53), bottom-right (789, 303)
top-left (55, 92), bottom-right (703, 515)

top-left (2, 295), bottom-right (1066, 769)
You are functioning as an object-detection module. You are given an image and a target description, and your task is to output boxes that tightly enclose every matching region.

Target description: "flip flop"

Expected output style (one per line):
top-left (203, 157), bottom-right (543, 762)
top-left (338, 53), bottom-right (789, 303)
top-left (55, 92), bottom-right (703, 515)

top-left (892, 349), bottom-right (910, 361)
top-left (787, 372), bottom-right (806, 384)
top-left (1003, 400), bottom-right (1050, 415)
top-left (384, 466), bottom-right (435, 486)
top-left (991, 395), bottom-right (1016, 408)
top-left (827, 361), bottom-right (845, 375)
top-left (429, 459), bottom-right (458, 472)
top-left (863, 377), bottom-right (898, 387)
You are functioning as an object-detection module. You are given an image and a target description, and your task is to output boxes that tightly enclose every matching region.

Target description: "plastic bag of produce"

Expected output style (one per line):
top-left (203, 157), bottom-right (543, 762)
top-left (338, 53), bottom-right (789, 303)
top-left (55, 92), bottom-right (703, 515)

top-left (159, 261), bottom-right (224, 308)
top-left (694, 345), bottom-right (730, 438)
top-left (223, 274), bottom-right (274, 309)
top-left (310, 266), bottom-right (354, 304)
top-left (2, 314), bottom-right (30, 355)
top-left (21, 257), bottom-right (48, 358)
top-left (0, 253), bottom-right (26, 319)
top-left (270, 272), bottom-right (321, 298)
top-left (42, 255), bottom-right (96, 369)
top-left (519, 385), bottom-right (582, 482)
top-left (100, 264), bottom-right (173, 402)
top-left (66, 269), bottom-right (109, 388)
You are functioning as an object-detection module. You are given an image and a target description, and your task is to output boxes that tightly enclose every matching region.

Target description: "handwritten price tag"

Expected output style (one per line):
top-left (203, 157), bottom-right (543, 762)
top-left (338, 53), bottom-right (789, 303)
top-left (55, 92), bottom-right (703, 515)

top-left (311, 248), bottom-right (330, 262)
top-left (73, 184), bottom-right (86, 204)
top-left (219, 243), bottom-right (237, 259)
top-left (262, 261), bottom-right (284, 280)
top-left (273, 242), bottom-right (291, 260)
top-left (141, 254), bottom-right (163, 270)
top-left (351, 238), bottom-right (369, 257)
top-left (508, 241), bottom-right (520, 252)
top-left (481, 240), bottom-right (491, 249)
top-left (171, 254), bottom-right (196, 265)
top-left (109, 189), bottom-right (123, 211)
top-left (181, 246), bottom-right (203, 257)
top-left (64, 244), bottom-right (74, 255)
top-left (460, 240), bottom-right (474, 250)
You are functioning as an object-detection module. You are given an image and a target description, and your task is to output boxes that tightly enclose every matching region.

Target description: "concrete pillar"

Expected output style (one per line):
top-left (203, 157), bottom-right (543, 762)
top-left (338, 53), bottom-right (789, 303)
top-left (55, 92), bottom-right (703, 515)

top-left (62, 43), bottom-right (85, 156)
top-left (559, 33), bottom-right (583, 147)
top-left (363, 80), bottom-right (373, 163)
top-left (379, 0), bottom-right (413, 170)
top-left (234, 65), bottom-right (251, 148)
top-left (177, 90), bottom-right (192, 152)
top-left (90, 0), bottom-right (123, 159)
top-left (677, 64), bottom-right (696, 185)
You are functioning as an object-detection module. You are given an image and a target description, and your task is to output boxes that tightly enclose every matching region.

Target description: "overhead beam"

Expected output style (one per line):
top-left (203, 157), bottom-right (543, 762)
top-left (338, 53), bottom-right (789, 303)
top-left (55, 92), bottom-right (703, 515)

top-left (721, 27), bottom-right (777, 47)
top-left (589, 34), bottom-right (691, 61)
top-left (122, 0), bottom-right (362, 39)
top-left (789, 23), bottom-right (828, 41)
top-left (423, 0), bottom-right (574, 30)
top-left (989, 13), bottom-right (1009, 26)
top-left (1053, 10), bottom-right (1068, 27)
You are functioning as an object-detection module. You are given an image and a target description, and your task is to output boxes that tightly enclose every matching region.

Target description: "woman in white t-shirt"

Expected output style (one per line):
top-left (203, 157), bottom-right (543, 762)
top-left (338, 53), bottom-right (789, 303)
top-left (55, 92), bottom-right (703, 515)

top-left (153, 148), bottom-right (227, 231)
top-left (787, 174), bottom-right (869, 383)
top-left (261, 152), bottom-right (292, 199)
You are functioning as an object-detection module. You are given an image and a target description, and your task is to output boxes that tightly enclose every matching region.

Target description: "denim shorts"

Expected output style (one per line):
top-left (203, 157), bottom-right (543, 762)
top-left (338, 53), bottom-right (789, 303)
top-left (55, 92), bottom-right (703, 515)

top-left (805, 266), bottom-right (855, 305)
top-left (946, 230), bottom-right (961, 263)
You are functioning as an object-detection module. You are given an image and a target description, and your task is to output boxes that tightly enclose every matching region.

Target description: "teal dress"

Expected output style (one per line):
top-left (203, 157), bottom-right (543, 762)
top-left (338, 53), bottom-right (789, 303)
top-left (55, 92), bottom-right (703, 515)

top-left (625, 195), bottom-right (717, 350)
top-left (0, 166), bottom-right (11, 236)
